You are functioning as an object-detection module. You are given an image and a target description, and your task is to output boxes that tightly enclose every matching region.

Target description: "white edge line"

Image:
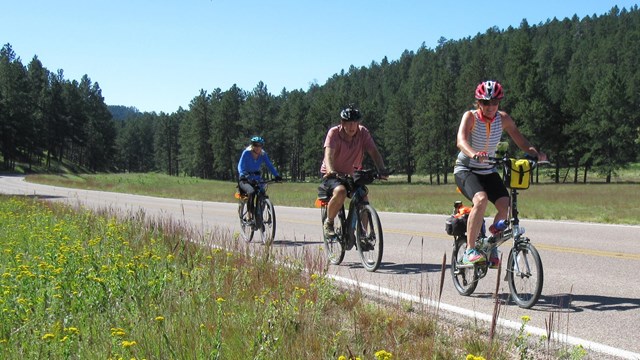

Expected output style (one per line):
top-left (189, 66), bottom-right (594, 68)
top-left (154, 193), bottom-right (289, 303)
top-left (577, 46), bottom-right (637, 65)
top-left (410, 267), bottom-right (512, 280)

top-left (328, 274), bottom-right (640, 360)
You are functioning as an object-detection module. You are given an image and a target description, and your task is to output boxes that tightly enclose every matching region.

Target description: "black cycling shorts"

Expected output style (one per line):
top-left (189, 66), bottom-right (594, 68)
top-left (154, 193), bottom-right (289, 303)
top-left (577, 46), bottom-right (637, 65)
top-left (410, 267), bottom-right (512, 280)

top-left (455, 171), bottom-right (509, 204)
top-left (317, 176), bottom-right (350, 200)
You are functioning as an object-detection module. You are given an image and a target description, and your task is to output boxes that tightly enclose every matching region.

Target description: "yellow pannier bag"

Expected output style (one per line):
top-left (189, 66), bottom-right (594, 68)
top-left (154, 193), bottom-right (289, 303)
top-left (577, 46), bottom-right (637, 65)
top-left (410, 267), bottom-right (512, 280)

top-left (505, 158), bottom-right (532, 189)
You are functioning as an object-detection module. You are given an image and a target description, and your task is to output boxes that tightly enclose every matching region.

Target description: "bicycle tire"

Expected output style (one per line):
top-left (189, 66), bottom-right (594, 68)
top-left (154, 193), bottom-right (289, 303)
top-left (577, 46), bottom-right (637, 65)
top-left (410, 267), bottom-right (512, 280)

top-left (321, 205), bottom-right (345, 265)
top-left (355, 204), bottom-right (383, 272)
top-left (450, 236), bottom-right (478, 296)
top-left (238, 201), bottom-right (254, 242)
top-left (259, 198), bottom-right (276, 245)
top-left (506, 241), bottom-right (543, 309)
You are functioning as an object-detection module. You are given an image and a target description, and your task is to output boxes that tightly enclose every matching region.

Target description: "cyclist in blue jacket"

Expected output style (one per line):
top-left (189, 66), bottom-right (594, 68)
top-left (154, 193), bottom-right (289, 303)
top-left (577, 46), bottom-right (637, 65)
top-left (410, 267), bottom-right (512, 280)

top-left (237, 136), bottom-right (282, 221)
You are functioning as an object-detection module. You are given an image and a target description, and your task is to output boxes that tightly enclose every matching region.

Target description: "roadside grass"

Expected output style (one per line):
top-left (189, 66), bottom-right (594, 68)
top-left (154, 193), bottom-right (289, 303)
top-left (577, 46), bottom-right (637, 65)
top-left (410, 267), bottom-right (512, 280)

top-left (0, 196), bottom-right (587, 359)
top-left (27, 172), bottom-right (640, 225)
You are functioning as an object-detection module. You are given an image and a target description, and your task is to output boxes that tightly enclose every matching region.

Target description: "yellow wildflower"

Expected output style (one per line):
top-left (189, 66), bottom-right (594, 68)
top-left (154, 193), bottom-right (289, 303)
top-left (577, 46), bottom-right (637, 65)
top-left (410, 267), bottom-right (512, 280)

top-left (465, 355), bottom-right (486, 360)
top-left (122, 340), bottom-right (137, 348)
top-left (111, 328), bottom-right (126, 337)
top-left (375, 349), bottom-right (393, 360)
top-left (42, 333), bottom-right (55, 340)
top-left (65, 327), bottom-right (80, 334)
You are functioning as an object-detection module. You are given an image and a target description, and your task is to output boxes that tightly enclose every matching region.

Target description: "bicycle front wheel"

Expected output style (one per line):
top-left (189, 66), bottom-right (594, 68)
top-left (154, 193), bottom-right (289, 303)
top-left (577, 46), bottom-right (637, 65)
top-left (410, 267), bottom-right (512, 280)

top-left (259, 199), bottom-right (276, 245)
top-left (321, 205), bottom-right (345, 265)
top-left (451, 236), bottom-right (478, 296)
top-left (355, 204), bottom-right (383, 272)
top-left (506, 241), bottom-right (543, 309)
top-left (238, 201), bottom-right (254, 242)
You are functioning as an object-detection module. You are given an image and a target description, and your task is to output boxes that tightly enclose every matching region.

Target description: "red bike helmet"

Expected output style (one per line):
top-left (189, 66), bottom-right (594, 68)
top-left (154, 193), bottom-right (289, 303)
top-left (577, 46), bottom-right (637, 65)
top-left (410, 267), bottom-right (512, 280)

top-left (475, 81), bottom-right (504, 100)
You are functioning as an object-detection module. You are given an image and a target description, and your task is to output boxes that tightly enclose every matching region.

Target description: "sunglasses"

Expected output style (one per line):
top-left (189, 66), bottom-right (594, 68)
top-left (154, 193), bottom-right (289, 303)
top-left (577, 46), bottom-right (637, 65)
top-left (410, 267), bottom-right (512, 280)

top-left (480, 99), bottom-right (500, 106)
top-left (252, 143), bottom-right (263, 147)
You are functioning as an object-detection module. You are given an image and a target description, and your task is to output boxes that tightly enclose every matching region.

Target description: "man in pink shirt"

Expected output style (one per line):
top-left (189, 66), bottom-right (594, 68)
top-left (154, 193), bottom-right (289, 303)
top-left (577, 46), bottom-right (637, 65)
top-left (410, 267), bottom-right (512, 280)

top-left (319, 104), bottom-right (387, 237)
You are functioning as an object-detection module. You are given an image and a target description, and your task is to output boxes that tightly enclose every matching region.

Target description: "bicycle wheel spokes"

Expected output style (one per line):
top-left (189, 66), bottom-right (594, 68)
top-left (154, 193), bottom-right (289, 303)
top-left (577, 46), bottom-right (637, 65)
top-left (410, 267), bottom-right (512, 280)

top-left (450, 236), bottom-right (478, 296)
top-left (321, 206), bottom-right (345, 265)
top-left (259, 199), bottom-right (276, 245)
top-left (507, 243), bottom-right (543, 309)
top-left (356, 205), bottom-right (383, 272)
top-left (238, 201), bottom-right (254, 242)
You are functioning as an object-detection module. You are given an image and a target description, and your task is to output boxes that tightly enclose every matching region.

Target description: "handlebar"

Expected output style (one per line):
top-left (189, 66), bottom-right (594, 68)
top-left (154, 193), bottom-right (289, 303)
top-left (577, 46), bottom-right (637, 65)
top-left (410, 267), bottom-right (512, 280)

top-left (330, 168), bottom-right (395, 181)
top-left (245, 178), bottom-right (283, 187)
top-left (486, 155), bottom-right (549, 169)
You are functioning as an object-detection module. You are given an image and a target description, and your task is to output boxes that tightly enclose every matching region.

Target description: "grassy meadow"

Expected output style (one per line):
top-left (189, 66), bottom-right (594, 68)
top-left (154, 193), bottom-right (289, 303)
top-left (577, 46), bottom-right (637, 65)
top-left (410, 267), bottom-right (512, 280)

top-left (26, 171), bottom-right (640, 225)
top-left (0, 195), bottom-right (583, 360)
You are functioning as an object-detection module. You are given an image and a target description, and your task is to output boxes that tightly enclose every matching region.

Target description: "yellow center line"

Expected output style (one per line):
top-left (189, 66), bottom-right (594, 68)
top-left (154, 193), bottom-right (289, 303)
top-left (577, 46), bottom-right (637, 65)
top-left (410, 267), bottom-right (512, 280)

top-left (534, 243), bottom-right (640, 260)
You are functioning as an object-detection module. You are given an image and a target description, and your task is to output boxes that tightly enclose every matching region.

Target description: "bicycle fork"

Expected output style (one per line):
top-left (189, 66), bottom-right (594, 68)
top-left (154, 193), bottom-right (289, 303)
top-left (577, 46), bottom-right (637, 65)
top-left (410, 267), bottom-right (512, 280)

top-left (255, 197), bottom-right (264, 229)
top-left (505, 237), bottom-right (533, 280)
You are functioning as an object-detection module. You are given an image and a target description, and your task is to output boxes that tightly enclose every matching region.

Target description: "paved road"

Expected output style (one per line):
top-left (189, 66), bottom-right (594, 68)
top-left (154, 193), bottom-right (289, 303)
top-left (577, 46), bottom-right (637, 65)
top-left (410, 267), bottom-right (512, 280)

top-left (1, 175), bottom-right (639, 359)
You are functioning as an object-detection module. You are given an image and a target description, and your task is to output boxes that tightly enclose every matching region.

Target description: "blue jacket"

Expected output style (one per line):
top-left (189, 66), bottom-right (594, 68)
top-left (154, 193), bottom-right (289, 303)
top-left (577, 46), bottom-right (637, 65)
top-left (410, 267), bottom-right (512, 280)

top-left (237, 146), bottom-right (279, 182)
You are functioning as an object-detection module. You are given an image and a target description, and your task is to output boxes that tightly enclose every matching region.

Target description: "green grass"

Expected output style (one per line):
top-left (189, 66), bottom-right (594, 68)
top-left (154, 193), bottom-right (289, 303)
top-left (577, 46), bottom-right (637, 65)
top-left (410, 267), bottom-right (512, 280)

top-left (3, 195), bottom-right (564, 359)
top-left (26, 172), bottom-right (640, 225)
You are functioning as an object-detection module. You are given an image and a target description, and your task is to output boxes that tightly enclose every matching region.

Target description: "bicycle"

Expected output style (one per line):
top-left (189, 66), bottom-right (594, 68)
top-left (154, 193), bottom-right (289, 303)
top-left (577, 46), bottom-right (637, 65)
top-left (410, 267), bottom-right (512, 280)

top-left (316, 169), bottom-right (390, 272)
top-left (236, 179), bottom-right (279, 245)
top-left (447, 155), bottom-right (548, 308)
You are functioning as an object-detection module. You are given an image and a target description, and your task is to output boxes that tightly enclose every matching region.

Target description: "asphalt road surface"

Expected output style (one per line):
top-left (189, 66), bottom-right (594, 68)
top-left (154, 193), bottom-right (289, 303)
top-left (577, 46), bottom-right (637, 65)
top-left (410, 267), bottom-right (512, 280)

top-left (1, 175), bottom-right (639, 359)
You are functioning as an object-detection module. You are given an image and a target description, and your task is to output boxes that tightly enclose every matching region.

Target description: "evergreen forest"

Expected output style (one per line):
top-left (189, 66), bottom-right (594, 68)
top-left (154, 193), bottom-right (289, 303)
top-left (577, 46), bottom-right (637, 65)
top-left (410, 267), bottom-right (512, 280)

top-left (1, 6), bottom-right (639, 184)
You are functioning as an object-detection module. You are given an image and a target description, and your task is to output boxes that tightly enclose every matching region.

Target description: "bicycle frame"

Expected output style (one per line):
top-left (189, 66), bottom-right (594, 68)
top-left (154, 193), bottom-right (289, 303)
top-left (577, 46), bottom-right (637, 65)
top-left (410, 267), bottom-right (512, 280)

top-left (484, 158), bottom-right (532, 251)
top-left (253, 183), bottom-right (269, 227)
top-left (449, 156), bottom-right (545, 308)
top-left (464, 161), bottom-right (532, 270)
top-left (238, 179), bottom-right (278, 245)
top-left (339, 182), bottom-right (368, 249)
top-left (319, 168), bottom-right (389, 272)
top-left (237, 182), bottom-right (264, 221)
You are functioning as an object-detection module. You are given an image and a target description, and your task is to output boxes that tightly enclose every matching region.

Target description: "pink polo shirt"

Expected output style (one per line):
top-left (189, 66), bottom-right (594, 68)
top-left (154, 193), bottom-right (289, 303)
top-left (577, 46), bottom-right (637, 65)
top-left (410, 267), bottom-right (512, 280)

top-left (320, 124), bottom-right (377, 175)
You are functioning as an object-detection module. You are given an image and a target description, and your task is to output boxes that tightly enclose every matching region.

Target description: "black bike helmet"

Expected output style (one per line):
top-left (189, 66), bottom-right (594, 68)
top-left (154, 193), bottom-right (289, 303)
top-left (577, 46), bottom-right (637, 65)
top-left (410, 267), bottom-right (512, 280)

top-left (340, 104), bottom-right (362, 122)
top-left (250, 136), bottom-right (265, 146)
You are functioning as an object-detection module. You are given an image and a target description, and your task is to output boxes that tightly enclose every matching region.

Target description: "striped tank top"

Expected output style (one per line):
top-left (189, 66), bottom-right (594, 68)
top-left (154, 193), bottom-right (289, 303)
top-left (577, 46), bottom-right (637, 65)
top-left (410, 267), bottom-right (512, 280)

top-left (454, 110), bottom-right (502, 175)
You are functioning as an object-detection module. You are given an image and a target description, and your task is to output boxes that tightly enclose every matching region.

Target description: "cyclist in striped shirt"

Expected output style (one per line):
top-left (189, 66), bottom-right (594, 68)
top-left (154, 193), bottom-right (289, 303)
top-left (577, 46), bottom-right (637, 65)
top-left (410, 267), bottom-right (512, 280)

top-left (454, 81), bottom-right (547, 266)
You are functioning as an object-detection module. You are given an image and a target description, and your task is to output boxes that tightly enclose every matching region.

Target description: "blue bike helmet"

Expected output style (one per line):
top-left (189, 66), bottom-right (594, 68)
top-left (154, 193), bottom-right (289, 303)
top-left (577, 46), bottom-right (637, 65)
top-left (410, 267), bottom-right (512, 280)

top-left (250, 136), bottom-right (265, 146)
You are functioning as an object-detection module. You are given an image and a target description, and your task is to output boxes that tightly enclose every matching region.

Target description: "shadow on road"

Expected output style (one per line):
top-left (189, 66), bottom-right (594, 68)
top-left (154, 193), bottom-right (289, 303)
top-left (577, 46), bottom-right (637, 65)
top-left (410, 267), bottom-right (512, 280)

top-left (458, 291), bottom-right (640, 313)
top-left (373, 262), bottom-right (446, 274)
top-left (0, 194), bottom-right (65, 200)
top-left (272, 239), bottom-right (324, 247)
top-left (536, 292), bottom-right (640, 313)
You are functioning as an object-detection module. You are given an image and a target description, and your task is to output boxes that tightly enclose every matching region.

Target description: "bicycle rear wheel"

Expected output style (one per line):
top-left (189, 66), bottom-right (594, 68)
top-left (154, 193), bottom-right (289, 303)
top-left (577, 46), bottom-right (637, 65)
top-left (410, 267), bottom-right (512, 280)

top-left (355, 204), bottom-right (383, 272)
top-left (258, 198), bottom-right (276, 245)
top-left (451, 236), bottom-right (478, 296)
top-left (506, 241), bottom-right (543, 309)
top-left (238, 201), bottom-right (254, 242)
top-left (321, 205), bottom-right (345, 265)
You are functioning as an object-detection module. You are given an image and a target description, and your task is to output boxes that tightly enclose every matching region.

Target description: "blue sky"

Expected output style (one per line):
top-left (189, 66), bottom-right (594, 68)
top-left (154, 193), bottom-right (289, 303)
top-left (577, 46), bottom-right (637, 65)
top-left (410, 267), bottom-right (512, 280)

top-left (2, 1), bottom-right (637, 113)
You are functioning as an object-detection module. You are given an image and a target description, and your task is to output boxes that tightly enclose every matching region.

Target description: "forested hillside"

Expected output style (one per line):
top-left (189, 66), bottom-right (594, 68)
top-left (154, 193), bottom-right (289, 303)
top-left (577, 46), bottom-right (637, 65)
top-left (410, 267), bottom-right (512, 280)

top-left (1, 5), bottom-right (638, 183)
